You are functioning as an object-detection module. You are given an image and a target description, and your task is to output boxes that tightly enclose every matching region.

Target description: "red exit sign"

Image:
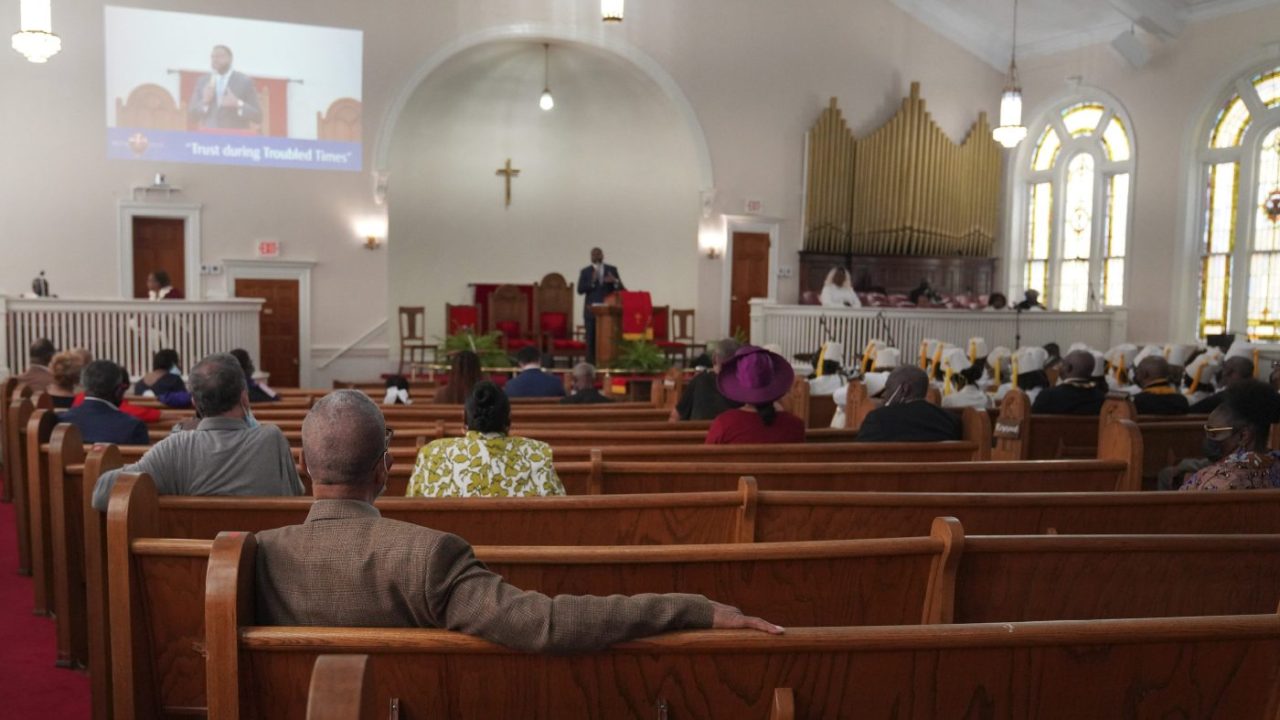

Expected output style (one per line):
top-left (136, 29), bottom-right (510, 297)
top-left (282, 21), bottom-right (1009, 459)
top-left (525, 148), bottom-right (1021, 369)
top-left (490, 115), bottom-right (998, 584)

top-left (256, 240), bottom-right (280, 258)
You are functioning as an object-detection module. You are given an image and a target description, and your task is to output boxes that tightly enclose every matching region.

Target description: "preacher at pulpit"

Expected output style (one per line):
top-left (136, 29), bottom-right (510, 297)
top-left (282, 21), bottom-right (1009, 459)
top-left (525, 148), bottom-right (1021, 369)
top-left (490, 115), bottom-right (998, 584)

top-left (578, 247), bottom-right (624, 363)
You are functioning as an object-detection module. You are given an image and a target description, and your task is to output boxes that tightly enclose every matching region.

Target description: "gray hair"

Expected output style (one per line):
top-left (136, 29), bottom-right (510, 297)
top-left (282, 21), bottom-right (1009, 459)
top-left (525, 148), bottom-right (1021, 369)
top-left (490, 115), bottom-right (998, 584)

top-left (302, 390), bottom-right (387, 485)
top-left (189, 353), bottom-right (247, 417)
top-left (572, 362), bottom-right (597, 380)
top-left (712, 338), bottom-right (742, 364)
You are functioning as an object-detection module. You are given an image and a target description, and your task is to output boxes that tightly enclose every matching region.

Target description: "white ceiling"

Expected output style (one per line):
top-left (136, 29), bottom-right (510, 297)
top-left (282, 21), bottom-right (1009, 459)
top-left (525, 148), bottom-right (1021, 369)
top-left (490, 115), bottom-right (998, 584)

top-left (891, 0), bottom-right (1277, 69)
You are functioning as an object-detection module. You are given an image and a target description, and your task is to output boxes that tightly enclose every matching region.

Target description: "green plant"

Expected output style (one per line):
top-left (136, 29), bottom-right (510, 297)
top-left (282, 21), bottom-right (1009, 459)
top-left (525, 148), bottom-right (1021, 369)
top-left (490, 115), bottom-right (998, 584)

top-left (438, 331), bottom-right (511, 368)
top-left (731, 326), bottom-right (749, 344)
top-left (614, 340), bottom-right (671, 373)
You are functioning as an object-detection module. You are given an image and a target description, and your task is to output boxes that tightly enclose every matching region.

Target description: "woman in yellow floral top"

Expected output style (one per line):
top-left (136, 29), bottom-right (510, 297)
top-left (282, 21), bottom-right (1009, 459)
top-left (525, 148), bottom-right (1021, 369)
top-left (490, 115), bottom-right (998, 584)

top-left (407, 380), bottom-right (564, 497)
top-left (1180, 380), bottom-right (1280, 491)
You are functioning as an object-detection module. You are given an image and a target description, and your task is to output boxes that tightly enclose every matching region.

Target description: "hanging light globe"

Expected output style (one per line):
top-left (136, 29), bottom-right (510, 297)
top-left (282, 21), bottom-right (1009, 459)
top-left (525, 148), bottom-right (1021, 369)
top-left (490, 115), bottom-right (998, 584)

top-left (11, 0), bottom-right (62, 63)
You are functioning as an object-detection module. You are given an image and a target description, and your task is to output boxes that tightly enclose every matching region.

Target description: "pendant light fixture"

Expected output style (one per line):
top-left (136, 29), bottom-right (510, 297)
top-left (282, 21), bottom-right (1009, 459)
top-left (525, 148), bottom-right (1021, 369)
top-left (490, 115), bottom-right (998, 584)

top-left (602, 0), bottom-right (624, 23)
top-left (538, 43), bottom-right (555, 111)
top-left (11, 0), bottom-right (62, 63)
top-left (992, 0), bottom-right (1027, 148)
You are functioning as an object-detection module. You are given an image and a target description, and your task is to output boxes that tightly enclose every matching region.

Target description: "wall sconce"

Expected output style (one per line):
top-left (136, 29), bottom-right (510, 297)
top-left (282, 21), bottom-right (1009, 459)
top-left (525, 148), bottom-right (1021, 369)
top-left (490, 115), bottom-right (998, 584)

top-left (698, 217), bottom-right (726, 260)
top-left (704, 246), bottom-right (723, 260)
top-left (363, 236), bottom-right (381, 250)
top-left (354, 216), bottom-right (387, 251)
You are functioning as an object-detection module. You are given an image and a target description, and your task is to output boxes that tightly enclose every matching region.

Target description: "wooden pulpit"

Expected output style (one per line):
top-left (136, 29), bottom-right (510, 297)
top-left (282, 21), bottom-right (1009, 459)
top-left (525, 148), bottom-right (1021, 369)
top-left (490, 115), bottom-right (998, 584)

top-left (591, 298), bottom-right (623, 367)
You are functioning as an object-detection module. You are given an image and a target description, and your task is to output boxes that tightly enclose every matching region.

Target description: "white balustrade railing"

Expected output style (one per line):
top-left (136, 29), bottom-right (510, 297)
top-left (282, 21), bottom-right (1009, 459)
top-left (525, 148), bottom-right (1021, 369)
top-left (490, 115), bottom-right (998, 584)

top-left (1, 296), bottom-right (263, 380)
top-left (750, 299), bottom-right (1128, 364)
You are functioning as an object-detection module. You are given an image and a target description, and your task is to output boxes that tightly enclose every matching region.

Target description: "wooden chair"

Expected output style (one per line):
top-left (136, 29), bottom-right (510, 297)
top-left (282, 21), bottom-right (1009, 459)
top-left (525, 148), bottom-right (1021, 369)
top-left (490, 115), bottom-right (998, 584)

top-left (670, 308), bottom-right (696, 356)
top-left (487, 285), bottom-right (536, 353)
top-left (316, 98), bottom-right (362, 142)
top-left (533, 273), bottom-right (586, 366)
top-left (115, 84), bottom-right (185, 130)
top-left (396, 306), bottom-right (437, 377)
top-left (651, 306), bottom-right (689, 366)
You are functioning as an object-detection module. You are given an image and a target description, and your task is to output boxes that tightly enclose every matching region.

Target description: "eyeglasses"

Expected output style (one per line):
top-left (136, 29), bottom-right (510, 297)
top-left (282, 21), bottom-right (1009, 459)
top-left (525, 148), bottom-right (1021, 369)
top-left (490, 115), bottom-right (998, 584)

top-left (1203, 424), bottom-right (1240, 440)
top-left (371, 427), bottom-right (394, 470)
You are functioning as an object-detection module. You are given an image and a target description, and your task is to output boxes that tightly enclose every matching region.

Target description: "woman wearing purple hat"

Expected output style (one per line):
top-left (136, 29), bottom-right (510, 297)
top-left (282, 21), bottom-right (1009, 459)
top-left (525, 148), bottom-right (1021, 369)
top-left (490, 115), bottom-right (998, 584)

top-left (706, 346), bottom-right (806, 444)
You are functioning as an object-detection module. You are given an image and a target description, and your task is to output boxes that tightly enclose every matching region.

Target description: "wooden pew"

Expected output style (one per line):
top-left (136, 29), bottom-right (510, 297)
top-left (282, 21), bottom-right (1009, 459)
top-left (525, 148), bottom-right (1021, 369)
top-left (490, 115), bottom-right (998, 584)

top-left (992, 389), bottom-right (1101, 460)
top-left (1100, 396), bottom-right (1206, 481)
top-left (6, 394), bottom-right (37, 573)
top-left (0, 375), bottom-right (16, 501)
top-left (25, 407), bottom-right (58, 615)
top-left (206, 533), bottom-right (1280, 720)
top-left (106, 474), bottom-right (957, 717)
top-left (753, 488), bottom-right (1280, 540)
top-left (305, 655), bottom-right (375, 720)
top-left (955, 533), bottom-right (1280, 623)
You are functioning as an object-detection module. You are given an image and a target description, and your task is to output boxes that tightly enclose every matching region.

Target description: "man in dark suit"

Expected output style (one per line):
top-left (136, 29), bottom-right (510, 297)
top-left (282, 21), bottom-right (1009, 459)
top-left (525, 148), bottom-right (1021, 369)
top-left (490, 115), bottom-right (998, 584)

top-left (560, 363), bottom-right (613, 405)
top-left (187, 45), bottom-right (263, 130)
top-left (60, 361), bottom-right (149, 445)
top-left (254, 390), bottom-right (781, 647)
top-left (504, 346), bottom-right (565, 399)
top-left (1032, 350), bottom-right (1107, 415)
top-left (856, 366), bottom-right (962, 443)
top-left (1132, 356), bottom-right (1190, 416)
top-left (577, 247), bottom-right (623, 363)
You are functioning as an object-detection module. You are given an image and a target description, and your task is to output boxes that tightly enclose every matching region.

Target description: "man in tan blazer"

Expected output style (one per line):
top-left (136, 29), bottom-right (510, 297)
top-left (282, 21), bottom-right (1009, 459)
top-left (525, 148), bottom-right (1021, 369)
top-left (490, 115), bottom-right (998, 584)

top-left (255, 390), bottom-right (782, 653)
top-left (16, 338), bottom-right (56, 393)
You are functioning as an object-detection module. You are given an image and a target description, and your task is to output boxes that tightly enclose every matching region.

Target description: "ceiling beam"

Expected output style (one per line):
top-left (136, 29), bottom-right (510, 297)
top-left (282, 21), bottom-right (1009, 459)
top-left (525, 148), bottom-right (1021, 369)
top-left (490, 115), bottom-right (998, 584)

top-left (1106, 0), bottom-right (1186, 39)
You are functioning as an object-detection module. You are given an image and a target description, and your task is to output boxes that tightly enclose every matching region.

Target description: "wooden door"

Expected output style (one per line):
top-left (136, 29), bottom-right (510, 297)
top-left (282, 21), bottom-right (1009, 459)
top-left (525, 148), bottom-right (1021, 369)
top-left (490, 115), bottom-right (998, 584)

top-left (132, 217), bottom-right (186, 299)
top-left (234, 278), bottom-right (300, 387)
top-left (730, 232), bottom-right (771, 338)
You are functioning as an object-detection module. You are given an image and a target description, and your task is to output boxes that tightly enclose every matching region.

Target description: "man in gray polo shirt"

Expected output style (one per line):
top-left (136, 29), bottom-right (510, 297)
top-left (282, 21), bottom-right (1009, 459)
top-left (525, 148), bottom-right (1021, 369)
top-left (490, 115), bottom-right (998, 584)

top-left (91, 353), bottom-right (303, 511)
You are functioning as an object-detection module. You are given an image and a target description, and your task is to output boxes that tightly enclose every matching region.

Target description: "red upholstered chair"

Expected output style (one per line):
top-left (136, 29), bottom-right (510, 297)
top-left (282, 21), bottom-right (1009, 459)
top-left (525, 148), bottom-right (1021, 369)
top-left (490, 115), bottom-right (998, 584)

top-left (534, 273), bottom-right (586, 366)
top-left (445, 304), bottom-right (480, 335)
top-left (488, 285), bottom-right (536, 353)
top-left (652, 306), bottom-right (690, 366)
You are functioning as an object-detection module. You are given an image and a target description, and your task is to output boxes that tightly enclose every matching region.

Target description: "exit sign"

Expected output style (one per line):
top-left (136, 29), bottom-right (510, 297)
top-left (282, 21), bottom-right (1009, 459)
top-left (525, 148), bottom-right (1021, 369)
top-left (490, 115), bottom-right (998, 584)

top-left (256, 240), bottom-right (280, 258)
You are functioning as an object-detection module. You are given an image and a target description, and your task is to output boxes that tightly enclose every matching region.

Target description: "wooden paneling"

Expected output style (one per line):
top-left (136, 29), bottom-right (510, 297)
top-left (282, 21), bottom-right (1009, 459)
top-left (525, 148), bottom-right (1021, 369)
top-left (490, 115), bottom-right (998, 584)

top-left (800, 252), bottom-right (996, 297)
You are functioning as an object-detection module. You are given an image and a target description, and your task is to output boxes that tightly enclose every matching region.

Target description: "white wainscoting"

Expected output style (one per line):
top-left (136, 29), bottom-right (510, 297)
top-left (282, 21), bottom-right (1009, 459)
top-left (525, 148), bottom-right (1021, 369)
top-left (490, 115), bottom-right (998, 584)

top-left (749, 299), bottom-right (1129, 363)
top-left (1, 296), bottom-right (262, 379)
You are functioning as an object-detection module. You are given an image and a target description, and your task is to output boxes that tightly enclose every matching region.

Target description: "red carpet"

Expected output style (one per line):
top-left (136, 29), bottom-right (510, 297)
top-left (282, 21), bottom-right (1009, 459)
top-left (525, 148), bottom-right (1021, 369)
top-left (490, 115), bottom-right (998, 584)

top-left (0, 471), bottom-right (90, 719)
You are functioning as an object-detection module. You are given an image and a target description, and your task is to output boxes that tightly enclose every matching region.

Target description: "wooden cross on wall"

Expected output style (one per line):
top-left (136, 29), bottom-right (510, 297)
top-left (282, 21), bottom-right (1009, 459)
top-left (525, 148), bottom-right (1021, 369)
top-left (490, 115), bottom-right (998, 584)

top-left (495, 158), bottom-right (521, 208)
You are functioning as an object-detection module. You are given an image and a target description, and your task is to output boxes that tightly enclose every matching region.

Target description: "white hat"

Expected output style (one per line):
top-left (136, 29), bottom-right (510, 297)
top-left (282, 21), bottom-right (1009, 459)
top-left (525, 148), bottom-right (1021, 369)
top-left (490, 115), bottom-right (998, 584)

top-left (1185, 352), bottom-right (1222, 386)
top-left (863, 371), bottom-right (890, 398)
top-left (1133, 344), bottom-right (1164, 366)
top-left (1089, 350), bottom-right (1107, 376)
top-left (1226, 341), bottom-right (1258, 362)
top-left (872, 347), bottom-right (901, 370)
top-left (941, 347), bottom-right (973, 373)
top-left (987, 346), bottom-right (1012, 363)
top-left (1104, 343), bottom-right (1139, 368)
top-left (967, 337), bottom-right (988, 360)
top-left (1164, 344), bottom-right (1196, 367)
top-left (863, 339), bottom-right (888, 355)
top-left (817, 342), bottom-right (843, 365)
top-left (1067, 342), bottom-right (1092, 354)
top-left (1014, 346), bottom-right (1049, 373)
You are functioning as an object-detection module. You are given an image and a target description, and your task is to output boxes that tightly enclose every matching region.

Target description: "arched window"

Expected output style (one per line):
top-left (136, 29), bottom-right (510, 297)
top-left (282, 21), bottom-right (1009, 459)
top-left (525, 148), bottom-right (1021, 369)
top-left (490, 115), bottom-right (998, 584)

top-left (1196, 63), bottom-right (1280, 339)
top-left (1021, 100), bottom-right (1134, 311)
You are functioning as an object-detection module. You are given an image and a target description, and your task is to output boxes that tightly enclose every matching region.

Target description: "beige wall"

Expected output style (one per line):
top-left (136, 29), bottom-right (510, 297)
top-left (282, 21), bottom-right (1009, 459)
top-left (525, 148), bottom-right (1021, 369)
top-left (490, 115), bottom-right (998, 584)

top-left (1015, 4), bottom-right (1280, 344)
top-left (0, 0), bottom-right (1003, 383)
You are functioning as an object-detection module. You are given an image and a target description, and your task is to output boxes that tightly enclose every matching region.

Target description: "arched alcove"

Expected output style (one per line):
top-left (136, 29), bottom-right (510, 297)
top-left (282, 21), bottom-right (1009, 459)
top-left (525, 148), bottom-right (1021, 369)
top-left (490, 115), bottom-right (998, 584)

top-left (385, 38), bottom-right (706, 345)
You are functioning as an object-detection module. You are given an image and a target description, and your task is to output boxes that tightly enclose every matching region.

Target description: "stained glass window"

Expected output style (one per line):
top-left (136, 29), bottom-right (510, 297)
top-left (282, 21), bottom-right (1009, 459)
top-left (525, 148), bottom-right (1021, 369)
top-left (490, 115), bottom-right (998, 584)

top-left (1022, 99), bottom-right (1132, 312)
top-left (1196, 62), bottom-right (1280, 339)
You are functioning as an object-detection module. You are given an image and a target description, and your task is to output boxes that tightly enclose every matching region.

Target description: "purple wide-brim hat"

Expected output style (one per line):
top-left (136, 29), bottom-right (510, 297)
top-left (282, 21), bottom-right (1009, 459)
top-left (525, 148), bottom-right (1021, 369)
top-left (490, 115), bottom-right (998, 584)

top-left (717, 345), bottom-right (796, 405)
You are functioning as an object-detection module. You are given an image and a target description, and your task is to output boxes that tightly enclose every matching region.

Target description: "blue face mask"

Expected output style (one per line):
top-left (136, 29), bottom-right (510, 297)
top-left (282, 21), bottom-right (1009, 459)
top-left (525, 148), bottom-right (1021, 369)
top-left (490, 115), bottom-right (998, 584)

top-left (169, 365), bottom-right (181, 375)
top-left (243, 401), bottom-right (259, 429)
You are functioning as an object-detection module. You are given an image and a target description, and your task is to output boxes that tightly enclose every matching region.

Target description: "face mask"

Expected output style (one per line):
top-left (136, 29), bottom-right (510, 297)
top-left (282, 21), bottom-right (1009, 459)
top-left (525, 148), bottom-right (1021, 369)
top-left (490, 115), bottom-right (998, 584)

top-left (169, 365), bottom-right (181, 375)
top-left (243, 401), bottom-right (259, 429)
top-left (1202, 437), bottom-right (1229, 462)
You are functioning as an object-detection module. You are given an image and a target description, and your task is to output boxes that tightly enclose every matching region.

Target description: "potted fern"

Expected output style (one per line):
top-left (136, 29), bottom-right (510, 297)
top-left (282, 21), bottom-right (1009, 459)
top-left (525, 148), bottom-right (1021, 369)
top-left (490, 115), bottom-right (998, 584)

top-left (439, 330), bottom-right (511, 368)
top-left (610, 340), bottom-right (671, 400)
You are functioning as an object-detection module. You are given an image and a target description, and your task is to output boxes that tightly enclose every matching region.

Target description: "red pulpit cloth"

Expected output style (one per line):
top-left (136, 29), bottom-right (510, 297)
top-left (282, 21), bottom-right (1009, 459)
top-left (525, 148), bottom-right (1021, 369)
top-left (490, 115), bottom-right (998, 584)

top-left (620, 291), bottom-right (654, 341)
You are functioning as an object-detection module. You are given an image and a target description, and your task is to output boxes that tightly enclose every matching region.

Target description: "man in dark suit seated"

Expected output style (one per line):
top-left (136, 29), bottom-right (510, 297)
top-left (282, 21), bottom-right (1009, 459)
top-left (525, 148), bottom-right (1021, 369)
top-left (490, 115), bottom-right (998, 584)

top-left (1133, 356), bottom-right (1190, 416)
top-left (577, 247), bottom-right (623, 363)
top-left (503, 346), bottom-right (565, 399)
top-left (59, 360), bottom-right (149, 446)
top-left (1031, 350), bottom-right (1107, 415)
top-left (560, 363), bottom-right (613, 405)
top-left (254, 390), bottom-right (782, 648)
top-left (856, 366), bottom-right (961, 443)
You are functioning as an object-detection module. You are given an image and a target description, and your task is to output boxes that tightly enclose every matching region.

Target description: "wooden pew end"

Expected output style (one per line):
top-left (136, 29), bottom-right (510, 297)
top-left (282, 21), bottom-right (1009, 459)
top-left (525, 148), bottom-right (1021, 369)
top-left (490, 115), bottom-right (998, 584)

top-left (770, 687), bottom-right (795, 720)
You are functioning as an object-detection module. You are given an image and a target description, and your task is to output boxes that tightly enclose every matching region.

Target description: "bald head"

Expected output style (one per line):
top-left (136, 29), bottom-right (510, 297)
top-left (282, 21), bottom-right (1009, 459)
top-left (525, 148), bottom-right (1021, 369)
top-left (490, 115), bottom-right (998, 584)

top-left (884, 366), bottom-right (928, 404)
top-left (1221, 356), bottom-right (1255, 387)
top-left (1135, 356), bottom-right (1171, 388)
top-left (302, 390), bottom-right (387, 486)
top-left (1061, 351), bottom-right (1095, 381)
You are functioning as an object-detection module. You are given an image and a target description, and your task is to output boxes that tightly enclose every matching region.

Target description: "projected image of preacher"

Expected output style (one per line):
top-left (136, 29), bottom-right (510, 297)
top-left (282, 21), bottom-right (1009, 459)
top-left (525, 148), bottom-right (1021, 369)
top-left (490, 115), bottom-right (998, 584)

top-left (188, 45), bottom-right (262, 132)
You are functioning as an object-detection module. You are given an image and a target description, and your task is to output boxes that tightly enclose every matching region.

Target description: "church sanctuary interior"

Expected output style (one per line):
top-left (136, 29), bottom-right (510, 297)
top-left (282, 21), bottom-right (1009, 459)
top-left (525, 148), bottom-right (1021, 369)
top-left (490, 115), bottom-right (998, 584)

top-left (7, 0), bottom-right (1280, 717)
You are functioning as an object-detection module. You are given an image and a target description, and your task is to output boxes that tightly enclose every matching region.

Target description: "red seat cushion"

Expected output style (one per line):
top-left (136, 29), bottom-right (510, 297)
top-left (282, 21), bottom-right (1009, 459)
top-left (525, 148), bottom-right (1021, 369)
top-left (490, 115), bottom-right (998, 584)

top-left (656, 341), bottom-right (685, 351)
top-left (540, 311), bottom-right (569, 340)
top-left (495, 320), bottom-right (522, 339)
top-left (652, 308), bottom-right (670, 341)
top-left (552, 339), bottom-right (587, 351)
